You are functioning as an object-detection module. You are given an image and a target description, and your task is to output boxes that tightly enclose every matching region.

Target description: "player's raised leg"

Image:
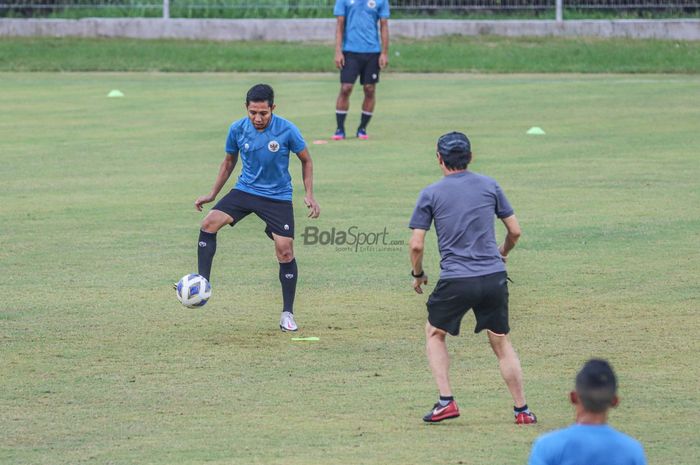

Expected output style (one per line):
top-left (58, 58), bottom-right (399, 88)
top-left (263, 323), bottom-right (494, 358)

top-left (197, 209), bottom-right (233, 282)
top-left (487, 330), bottom-right (536, 424)
top-left (273, 233), bottom-right (298, 332)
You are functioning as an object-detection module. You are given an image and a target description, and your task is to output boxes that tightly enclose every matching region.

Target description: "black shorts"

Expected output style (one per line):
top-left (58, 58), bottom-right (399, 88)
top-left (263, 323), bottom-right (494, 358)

top-left (426, 272), bottom-right (510, 336)
top-left (213, 189), bottom-right (294, 239)
top-left (340, 52), bottom-right (381, 85)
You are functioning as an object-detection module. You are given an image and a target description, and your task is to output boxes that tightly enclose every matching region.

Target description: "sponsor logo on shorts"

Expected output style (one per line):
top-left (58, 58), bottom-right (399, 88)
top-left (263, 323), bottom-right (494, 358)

top-left (372, 73), bottom-right (378, 80)
top-left (268, 140), bottom-right (280, 152)
top-left (284, 224), bottom-right (290, 230)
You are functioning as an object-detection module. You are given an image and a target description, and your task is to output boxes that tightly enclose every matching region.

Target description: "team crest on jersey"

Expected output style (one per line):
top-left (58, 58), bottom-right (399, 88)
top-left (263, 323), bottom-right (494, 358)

top-left (367, 0), bottom-right (376, 8)
top-left (244, 143), bottom-right (250, 150)
top-left (268, 140), bottom-right (280, 152)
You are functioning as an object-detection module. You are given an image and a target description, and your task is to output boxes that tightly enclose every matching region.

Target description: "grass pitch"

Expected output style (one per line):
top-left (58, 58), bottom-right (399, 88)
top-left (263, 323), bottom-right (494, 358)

top-left (1, 73), bottom-right (699, 465)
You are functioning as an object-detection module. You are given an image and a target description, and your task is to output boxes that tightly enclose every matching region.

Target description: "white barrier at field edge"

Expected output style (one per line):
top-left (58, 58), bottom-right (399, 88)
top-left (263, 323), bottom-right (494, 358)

top-left (0, 18), bottom-right (699, 41)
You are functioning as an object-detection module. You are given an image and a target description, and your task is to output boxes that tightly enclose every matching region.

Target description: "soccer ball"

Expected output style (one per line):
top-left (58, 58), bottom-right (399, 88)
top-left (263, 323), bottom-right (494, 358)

top-left (176, 274), bottom-right (211, 308)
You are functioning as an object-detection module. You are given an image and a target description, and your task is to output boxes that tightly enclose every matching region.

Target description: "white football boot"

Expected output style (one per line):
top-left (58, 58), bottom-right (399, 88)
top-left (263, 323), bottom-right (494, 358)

top-left (279, 311), bottom-right (298, 332)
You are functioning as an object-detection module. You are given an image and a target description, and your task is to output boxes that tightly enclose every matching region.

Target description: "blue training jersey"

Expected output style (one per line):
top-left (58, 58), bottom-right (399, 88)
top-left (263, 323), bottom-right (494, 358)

top-left (529, 424), bottom-right (646, 465)
top-left (225, 114), bottom-right (306, 201)
top-left (334, 0), bottom-right (390, 53)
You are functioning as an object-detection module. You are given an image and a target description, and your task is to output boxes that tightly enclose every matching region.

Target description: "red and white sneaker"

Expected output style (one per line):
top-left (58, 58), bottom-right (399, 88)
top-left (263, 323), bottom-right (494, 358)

top-left (423, 400), bottom-right (460, 423)
top-left (515, 411), bottom-right (537, 424)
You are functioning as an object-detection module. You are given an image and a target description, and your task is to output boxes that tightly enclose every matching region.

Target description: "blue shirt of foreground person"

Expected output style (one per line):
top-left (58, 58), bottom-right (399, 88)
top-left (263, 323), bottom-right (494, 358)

top-left (529, 359), bottom-right (646, 465)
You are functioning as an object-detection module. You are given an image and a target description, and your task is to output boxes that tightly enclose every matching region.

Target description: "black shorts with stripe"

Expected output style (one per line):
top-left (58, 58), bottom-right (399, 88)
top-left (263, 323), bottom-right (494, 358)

top-left (426, 271), bottom-right (510, 336)
top-left (213, 189), bottom-right (294, 239)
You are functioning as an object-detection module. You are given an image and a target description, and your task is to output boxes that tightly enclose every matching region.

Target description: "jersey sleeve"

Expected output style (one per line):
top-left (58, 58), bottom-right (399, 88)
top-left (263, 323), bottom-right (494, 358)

top-left (288, 123), bottom-right (307, 154)
top-left (494, 182), bottom-right (514, 218)
top-left (225, 123), bottom-right (239, 154)
top-left (379, 0), bottom-right (390, 18)
top-left (333, 0), bottom-right (345, 16)
top-left (409, 189), bottom-right (433, 230)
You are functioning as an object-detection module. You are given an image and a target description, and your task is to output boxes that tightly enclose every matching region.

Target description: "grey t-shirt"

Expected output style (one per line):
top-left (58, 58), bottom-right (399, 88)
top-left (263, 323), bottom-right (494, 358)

top-left (409, 171), bottom-right (514, 279)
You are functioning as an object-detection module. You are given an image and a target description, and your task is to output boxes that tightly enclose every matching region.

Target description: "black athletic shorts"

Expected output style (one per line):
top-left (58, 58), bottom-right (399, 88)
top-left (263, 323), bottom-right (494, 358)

top-left (213, 189), bottom-right (294, 239)
top-left (340, 52), bottom-right (381, 85)
top-left (426, 271), bottom-right (510, 336)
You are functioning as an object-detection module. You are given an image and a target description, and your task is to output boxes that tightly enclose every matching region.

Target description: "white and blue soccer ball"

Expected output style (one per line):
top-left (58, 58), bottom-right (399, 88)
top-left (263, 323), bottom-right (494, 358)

top-left (176, 274), bottom-right (211, 308)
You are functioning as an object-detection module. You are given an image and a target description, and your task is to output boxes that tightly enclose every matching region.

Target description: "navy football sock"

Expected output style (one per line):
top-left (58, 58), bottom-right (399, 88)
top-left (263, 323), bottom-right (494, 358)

top-left (358, 111), bottom-right (372, 131)
top-left (279, 259), bottom-right (298, 313)
top-left (336, 111), bottom-right (347, 132)
top-left (197, 230), bottom-right (217, 282)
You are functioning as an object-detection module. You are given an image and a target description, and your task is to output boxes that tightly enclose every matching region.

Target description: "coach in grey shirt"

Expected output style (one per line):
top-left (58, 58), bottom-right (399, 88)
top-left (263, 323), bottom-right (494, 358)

top-left (409, 131), bottom-right (537, 424)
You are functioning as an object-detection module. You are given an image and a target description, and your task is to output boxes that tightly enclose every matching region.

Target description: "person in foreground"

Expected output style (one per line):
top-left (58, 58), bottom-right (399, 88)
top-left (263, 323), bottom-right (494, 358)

top-left (332, 0), bottom-right (390, 140)
top-left (194, 84), bottom-right (320, 332)
top-left (408, 131), bottom-right (536, 424)
top-left (529, 359), bottom-right (646, 465)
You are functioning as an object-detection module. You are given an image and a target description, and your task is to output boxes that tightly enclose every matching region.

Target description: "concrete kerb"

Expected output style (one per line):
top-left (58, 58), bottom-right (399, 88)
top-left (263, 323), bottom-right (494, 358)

top-left (0, 18), bottom-right (699, 41)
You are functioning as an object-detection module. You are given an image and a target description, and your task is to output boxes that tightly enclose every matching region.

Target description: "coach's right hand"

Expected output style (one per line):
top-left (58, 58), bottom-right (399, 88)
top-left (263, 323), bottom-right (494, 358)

top-left (335, 51), bottom-right (345, 69)
top-left (194, 194), bottom-right (215, 212)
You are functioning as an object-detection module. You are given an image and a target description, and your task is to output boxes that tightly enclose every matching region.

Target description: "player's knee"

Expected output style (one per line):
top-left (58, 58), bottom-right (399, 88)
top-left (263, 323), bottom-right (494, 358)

top-left (201, 212), bottom-right (226, 233)
top-left (340, 84), bottom-right (354, 96)
top-left (276, 247), bottom-right (294, 263)
top-left (200, 217), bottom-right (218, 233)
top-left (426, 322), bottom-right (446, 340)
top-left (363, 85), bottom-right (375, 97)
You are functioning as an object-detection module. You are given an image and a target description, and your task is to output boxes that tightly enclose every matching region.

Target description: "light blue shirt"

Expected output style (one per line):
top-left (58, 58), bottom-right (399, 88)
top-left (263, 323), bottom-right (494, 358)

top-left (334, 0), bottom-right (390, 53)
top-left (225, 114), bottom-right (306, 201)
top-left (529, 424), bottom-right (647, 465)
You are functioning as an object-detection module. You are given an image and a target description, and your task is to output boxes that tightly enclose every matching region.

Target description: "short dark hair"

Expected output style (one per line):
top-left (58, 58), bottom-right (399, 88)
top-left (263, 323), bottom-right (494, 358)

top-left (575, 359), bottom-right (618, 413)
top-left (246, 84), bottom-right (274, 107)
top-left (437, 131), bottom-right (472, 170)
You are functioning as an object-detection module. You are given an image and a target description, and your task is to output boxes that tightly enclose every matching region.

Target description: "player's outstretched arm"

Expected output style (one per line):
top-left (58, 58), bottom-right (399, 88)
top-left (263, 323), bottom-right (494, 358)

top-left (409, 228), bottom-right (428, 294)
top-left (296, 148), bottom-right (320, 218)
top-left (499, 214), bottom-right (522, 261)
top-left (194, 152), bottom-right (238, 211)
top-left (334, 16), bottom-right (345, 69)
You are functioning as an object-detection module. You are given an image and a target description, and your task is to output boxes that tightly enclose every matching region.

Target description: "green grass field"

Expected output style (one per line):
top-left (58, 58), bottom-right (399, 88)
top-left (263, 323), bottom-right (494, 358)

top-left (2, 37), bottom-right (700, 73)
top-left (1, 72), bottom-right (699, 464)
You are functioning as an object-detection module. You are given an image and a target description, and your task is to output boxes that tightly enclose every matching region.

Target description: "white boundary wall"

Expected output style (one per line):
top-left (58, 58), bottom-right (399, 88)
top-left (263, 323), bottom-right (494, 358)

top-left (1, 18), bottom-right (699, 41)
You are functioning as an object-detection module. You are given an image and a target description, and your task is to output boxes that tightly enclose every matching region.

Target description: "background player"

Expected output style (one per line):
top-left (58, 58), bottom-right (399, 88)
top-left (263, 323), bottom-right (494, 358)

top-left (529, 359), bottom-right (646, 465)
top-left (332, 0), bottom-right (390, 140)
top-left (408, 131), bottom-right (536, 424)
top-left (194, 84), bottom-right (320, 332)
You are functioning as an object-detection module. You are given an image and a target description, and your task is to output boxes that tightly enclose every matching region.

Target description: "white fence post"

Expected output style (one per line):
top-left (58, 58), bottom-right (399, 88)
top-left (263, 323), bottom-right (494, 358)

top-left (163, 0), bottom-right (170, 19)
top-left (556, 0), bottom-right (563, 22)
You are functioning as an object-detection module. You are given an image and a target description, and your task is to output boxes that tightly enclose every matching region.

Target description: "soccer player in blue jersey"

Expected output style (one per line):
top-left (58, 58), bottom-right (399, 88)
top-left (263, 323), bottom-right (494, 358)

top-left (332, 0), bottom-right (390, 140)
top-left (409, 132), bottom-right (536, 424)
top-left (529, 359), bottom-right (646, 465)
top-left (193, 84), bottom-right (320, 332)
